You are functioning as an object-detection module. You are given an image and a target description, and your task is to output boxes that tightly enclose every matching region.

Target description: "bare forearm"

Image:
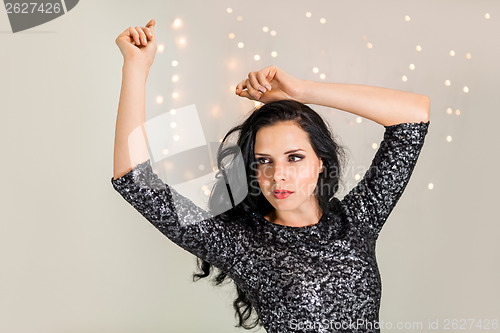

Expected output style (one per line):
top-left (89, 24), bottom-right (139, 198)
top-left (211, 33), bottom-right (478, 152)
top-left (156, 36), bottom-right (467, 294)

top-left (113, 61), bottom-right (151, 180)
top-left (300, 80), bottom-right (430, 127)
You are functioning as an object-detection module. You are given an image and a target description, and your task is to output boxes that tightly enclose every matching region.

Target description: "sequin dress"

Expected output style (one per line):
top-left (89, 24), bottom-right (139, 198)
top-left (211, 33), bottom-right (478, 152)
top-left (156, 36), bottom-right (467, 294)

top-left (111, 121), bottom-right (430, 333)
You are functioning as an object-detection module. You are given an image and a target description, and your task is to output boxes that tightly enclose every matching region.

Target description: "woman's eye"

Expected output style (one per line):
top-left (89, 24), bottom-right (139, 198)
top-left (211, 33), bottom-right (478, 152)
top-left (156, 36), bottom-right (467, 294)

top-left (256, 155), bottom-right (303, 164)
top-left (289, 155), bottom-right (304, 162)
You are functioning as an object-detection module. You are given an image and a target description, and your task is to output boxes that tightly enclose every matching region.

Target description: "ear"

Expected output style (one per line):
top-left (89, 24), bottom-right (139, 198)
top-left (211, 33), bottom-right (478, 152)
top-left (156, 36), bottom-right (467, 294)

top-left (319, 158), bottom-right (324, 173)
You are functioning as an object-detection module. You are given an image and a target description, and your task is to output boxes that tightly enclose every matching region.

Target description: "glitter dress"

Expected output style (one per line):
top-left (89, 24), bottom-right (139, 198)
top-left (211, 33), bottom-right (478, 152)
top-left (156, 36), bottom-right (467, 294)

top-left (111, 121), bottom-right (430, 333)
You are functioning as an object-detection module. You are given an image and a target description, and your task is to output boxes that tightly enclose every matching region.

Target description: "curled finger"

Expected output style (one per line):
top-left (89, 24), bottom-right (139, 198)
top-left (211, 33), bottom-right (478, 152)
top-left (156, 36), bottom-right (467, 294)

top-left (244, 78), bottom-right (262, 100)
top-left (142, 27), bottom-right (154, 41)
top-left (235, 79), bottom-right (248, 95)
top-left (256, 71), bottom-right (272, 91)
top-left (235, 79), bottom-right (257, 100)
top-left (135, 26), bottom-right (147, 45)
top-left (248, 72), bottom-right (266, 94)
top-left (128, 26), bottom-right (140, 45)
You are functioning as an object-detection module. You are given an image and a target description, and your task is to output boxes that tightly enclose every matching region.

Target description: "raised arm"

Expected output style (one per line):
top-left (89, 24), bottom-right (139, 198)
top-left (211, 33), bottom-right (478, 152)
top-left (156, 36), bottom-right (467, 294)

top-left (111, 20), bottom-right (247, 273)
top-left (340, 121), bottom-right (430, 238)
top-left (299, 80), bottom-right (429, 126)
top-left (113, 19), bottom-right (157, 180)
top-left (235, 65), bottom-right (431, 238)
top-left (235, 64), bottom-right (430, 126)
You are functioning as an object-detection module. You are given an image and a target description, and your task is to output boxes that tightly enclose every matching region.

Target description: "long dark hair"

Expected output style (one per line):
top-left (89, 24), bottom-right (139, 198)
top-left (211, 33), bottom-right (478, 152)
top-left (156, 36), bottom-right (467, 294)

top-left (192, 99), bottom-right (348, 329)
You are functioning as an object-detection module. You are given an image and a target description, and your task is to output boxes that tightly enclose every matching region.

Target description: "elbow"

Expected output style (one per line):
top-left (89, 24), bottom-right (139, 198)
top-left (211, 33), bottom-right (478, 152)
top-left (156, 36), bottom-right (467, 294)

top-left (418, 94), bottom-right (431, 123)
top-left (383, 94), bottom-right (431, 127)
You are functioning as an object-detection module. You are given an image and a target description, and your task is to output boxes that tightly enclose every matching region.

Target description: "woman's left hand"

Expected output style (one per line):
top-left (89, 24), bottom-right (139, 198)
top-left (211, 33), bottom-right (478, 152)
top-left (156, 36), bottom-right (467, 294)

top-left (235, 65), bottom-right (305, 104)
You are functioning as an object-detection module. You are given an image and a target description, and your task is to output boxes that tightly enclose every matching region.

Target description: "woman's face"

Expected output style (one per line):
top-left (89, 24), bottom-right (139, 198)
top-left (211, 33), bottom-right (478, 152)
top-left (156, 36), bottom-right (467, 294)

top-left (253, 121), bottom-right (324, 214)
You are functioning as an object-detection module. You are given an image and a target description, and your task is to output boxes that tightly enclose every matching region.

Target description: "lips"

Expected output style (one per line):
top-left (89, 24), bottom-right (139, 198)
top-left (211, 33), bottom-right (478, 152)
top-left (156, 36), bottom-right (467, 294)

top-left (273, 190), bottom-right (294, 199)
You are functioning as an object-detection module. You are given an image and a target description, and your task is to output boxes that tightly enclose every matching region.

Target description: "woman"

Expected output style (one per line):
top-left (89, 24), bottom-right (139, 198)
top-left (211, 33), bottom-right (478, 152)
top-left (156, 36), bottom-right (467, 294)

top-left (112, 19), bottom-right (430, 333)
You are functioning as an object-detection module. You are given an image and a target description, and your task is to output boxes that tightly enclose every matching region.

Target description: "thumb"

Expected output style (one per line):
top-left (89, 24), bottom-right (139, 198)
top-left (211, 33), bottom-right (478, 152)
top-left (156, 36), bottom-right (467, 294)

top-left (146, 19), bottom-right (155, 32)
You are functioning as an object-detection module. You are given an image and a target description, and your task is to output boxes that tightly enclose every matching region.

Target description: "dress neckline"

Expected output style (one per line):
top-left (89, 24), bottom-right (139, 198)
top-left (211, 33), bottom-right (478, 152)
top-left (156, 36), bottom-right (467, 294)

top-left (253, 210), bottom-right (328, 231)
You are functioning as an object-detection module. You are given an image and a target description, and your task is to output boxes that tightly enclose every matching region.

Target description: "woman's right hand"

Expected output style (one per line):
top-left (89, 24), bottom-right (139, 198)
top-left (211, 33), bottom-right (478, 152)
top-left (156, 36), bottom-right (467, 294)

top-left (115, 19), bottom-right (157, 68)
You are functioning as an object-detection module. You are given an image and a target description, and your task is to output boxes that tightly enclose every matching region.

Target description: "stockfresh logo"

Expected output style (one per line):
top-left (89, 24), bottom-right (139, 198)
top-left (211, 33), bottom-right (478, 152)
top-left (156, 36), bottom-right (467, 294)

top-left (3, 0), bottom-right (79, 33)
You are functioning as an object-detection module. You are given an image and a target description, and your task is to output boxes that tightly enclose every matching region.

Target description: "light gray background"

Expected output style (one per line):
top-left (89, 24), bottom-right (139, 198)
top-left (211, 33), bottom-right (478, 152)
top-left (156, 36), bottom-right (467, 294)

top-left (1, 0), bottom-right (499, 332)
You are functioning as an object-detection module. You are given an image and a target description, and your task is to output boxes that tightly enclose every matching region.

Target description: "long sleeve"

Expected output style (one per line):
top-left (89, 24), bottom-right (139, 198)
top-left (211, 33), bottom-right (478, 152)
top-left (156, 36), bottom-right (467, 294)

top-left (340, 121), bottom-right (430, 239)
top-left (110, 159), bottom-right (246, 274)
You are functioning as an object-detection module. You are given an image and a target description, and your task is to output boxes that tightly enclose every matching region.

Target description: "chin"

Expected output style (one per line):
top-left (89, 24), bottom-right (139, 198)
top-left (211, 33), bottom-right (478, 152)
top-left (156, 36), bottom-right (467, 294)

top-left (268, 196), bottom-right (297, 210)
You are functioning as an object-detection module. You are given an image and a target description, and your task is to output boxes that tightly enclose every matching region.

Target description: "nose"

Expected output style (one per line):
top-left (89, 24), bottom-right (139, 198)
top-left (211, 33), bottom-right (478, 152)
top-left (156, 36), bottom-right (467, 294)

top-left (272, 163), bottom-right (288, 182)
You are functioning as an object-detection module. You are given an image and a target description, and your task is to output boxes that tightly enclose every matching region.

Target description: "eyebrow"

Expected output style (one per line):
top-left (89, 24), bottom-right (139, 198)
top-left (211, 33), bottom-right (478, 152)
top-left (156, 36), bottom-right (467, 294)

top-left (254, 149), bottom-right (305, 156)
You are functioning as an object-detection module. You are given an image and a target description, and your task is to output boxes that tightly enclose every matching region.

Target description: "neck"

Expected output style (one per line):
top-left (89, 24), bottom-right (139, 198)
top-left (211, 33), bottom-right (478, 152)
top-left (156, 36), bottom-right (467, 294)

top-left (267, 201), bottom-right (323, 227)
